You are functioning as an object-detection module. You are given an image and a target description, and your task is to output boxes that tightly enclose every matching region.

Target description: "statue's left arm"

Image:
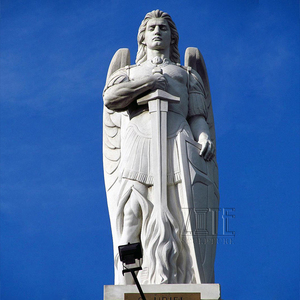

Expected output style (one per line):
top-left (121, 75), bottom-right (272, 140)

top-left (187, 69), bottom-right (215, 161)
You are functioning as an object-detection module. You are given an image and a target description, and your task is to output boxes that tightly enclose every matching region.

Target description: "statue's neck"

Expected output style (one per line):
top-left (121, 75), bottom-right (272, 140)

top-left (146, 48), bottom-right (170, 62)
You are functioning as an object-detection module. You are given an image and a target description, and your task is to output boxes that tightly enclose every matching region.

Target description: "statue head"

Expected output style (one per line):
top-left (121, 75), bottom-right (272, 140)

top-left (136, 10), bottom-right (180, 64)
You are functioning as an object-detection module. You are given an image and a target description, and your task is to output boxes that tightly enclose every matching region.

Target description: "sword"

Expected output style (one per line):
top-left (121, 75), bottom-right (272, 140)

top-left (137, 69), bottom-right (180, 220)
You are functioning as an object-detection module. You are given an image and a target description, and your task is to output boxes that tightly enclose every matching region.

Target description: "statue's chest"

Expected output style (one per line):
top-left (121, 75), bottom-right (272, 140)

top-left (130, 64), bottom-right (188, 88)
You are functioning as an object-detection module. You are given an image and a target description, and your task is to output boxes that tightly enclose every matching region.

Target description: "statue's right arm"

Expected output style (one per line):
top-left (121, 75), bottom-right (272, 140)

top-left (103, 74), bottom-right (166, 111)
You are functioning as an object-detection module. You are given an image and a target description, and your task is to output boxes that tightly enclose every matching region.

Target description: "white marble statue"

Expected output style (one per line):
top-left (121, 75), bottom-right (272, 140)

top-left (103, 9), bottom-right (219, 285)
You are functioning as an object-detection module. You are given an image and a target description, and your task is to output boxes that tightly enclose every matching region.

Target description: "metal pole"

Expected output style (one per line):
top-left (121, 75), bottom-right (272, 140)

top-left (130, 270), bottom-right (146, 300)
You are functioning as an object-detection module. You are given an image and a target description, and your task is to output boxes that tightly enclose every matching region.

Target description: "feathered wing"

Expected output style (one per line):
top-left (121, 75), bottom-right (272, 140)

top-left (103, 48), bottom-right (130, 190)
top-left (102, 48), bottom-right (130, 282)
top-left (184, 47), bottom-right (220, 283)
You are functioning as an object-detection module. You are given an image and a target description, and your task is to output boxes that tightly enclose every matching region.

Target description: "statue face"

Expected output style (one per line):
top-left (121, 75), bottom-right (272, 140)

top-left (144, 18), bottom-right (171, 51)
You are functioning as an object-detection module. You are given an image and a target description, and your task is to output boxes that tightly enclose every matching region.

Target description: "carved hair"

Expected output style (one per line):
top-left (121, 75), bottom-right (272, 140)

top-left (135, 9), bottom-right (180, 64)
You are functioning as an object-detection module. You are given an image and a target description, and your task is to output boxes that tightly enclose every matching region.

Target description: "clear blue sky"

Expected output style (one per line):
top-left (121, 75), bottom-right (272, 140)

top-left (1, 0), bottom-right (299, 299)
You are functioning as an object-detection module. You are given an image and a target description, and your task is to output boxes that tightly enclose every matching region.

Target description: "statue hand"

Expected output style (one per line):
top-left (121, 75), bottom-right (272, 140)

top-left (149, 74), bottom-right (168, 91)
top-left (198, 132), bottom-right (215, 161)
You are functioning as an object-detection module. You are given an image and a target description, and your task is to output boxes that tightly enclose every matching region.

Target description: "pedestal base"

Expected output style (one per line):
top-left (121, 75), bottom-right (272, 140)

top-left (104, 284), bottom-right (221, 300)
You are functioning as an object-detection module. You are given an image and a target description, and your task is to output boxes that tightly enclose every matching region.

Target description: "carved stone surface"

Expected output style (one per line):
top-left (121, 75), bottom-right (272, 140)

top-left (102, 10), bottom-right (219, 285)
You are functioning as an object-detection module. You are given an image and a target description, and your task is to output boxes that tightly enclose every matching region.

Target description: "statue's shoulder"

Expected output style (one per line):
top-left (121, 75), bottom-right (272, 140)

top-left (127, 62), bottom-right (153, 79)
top-left (173, 63), bottom-right (200, 76)
top-left (107, 63), bottom-right (140, 82)
top-left (167, 63), bottom-right (190, 78)
top-left (173, 63), bottom-right (204, 86)
top-left (124, 63), bottom-right (139, 72)
top-left (105, 64), bottom-right (137, 90)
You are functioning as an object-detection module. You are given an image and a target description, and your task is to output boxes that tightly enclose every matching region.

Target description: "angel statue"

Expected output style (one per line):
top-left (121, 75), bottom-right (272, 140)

top-left (102, 9), bottom-right (219, 285)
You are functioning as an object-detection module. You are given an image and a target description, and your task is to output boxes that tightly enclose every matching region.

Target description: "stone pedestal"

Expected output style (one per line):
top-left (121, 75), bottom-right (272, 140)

top-left (104, 284), bottom-right (221, 300)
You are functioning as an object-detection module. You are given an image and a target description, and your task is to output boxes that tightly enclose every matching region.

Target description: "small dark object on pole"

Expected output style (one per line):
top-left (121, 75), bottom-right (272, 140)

top-left (119, 242), bottom-right (142, 264)
top-left (118, 243), bottom-right (146, 300)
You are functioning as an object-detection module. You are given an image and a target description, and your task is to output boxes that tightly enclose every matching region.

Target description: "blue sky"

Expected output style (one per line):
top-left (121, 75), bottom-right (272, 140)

top-left (1, 0), bottom-right (299, 299)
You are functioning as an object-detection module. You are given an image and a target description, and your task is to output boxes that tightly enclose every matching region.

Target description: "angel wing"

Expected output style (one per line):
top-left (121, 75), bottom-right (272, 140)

top-left (184, 47), bottom-right (219, 283)
top-left (103, 48), bottom-right (130, 190)
top-left (102, 48), bottom-right (130, 281)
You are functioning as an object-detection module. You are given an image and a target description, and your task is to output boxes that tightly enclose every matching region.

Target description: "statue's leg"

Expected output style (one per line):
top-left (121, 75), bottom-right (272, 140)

top-left (117, 180), bottom-right (148, 284)
top-left (120, 186), bottom-right (143, 245)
